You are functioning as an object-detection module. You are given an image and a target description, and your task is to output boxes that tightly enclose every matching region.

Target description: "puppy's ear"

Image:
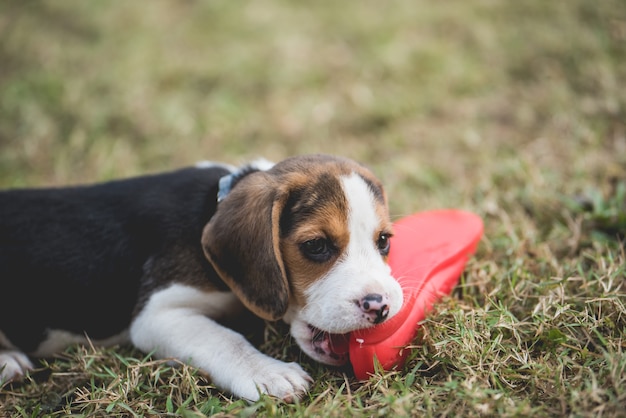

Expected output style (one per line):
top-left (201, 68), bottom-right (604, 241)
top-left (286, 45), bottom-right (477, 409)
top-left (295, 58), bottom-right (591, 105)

top-left (202, 171), bottom-right (290, 321)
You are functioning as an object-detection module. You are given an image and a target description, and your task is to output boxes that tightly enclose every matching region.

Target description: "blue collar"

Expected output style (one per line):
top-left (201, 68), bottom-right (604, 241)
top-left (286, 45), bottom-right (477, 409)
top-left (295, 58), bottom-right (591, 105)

top-left (217, 173), bottom-right (234, 203)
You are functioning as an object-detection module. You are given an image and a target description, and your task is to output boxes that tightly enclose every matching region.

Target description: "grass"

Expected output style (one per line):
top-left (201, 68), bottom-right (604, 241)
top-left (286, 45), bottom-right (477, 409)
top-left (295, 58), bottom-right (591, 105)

top-left (1, 0), bottom-right (625, 416)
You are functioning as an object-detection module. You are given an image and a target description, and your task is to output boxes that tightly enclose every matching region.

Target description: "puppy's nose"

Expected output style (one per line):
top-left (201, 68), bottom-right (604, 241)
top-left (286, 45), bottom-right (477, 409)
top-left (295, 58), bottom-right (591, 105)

top-left (359, 293), bottom-right (390, 324)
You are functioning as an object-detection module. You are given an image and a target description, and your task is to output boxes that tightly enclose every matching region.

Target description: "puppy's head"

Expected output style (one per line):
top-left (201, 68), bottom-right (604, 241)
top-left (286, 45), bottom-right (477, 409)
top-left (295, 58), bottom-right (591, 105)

top-left (202, 154), bottom-right (403, 366)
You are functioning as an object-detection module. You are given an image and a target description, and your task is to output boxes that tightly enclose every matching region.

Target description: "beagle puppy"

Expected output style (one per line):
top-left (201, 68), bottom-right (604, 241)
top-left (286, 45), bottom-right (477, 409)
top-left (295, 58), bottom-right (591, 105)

top-left (0, 154), bottom-right (403, 401)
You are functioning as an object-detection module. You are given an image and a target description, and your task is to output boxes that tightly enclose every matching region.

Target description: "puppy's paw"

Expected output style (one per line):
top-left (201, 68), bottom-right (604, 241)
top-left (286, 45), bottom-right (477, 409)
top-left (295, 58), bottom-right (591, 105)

top-left (0, 350), bottom-right (33, 384)
top-left (230, 356), bottom-right (312, 402)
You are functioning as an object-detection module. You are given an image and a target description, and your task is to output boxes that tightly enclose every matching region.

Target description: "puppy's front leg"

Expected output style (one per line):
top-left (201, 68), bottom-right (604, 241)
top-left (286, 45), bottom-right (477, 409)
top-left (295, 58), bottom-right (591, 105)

top-left (130, 284), bottom-right (311, 402)
top-left (0, 350), bottom-right (33, 384)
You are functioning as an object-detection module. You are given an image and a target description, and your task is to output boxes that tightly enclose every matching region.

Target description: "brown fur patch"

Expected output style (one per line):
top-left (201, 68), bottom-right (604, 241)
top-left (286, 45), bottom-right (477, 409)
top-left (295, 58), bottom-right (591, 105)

top-left (202, 171), bottom-right (291, 321)
top-left (280, 185), bottom-right (349, 306)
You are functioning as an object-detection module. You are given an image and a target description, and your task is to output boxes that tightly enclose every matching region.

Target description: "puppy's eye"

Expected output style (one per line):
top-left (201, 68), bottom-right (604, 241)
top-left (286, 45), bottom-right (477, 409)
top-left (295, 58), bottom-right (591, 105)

top-left (377, 233), bottom-right (391, 256)
top-left (301, 238), bottom-right (332, 262)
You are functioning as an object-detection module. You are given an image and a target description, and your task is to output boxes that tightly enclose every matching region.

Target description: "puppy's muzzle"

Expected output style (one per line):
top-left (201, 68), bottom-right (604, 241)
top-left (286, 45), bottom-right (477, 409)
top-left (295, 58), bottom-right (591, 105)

top-left (358, 293), bottom-right (390, 324)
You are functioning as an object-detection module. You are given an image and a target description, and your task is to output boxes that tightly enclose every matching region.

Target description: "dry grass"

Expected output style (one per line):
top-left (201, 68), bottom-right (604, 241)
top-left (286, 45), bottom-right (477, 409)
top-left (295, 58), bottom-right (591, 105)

top-left (1, 0), bottom-right (625, 416)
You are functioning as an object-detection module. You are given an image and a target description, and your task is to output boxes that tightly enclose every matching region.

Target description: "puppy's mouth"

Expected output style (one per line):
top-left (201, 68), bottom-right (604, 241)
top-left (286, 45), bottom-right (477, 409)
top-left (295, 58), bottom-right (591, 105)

top-left (307, 324), bottom-right (350, 366)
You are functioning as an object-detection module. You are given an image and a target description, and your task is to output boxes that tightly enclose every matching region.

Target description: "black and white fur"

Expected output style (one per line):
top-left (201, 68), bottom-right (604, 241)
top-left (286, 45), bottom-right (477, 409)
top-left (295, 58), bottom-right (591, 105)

top-left (0, 155), bottom-right (402, 401)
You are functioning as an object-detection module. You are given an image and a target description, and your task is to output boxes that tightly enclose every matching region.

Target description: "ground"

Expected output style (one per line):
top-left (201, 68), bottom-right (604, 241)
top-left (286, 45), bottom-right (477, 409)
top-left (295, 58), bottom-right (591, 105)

top-left (0, 1), bottom-right (625, 416)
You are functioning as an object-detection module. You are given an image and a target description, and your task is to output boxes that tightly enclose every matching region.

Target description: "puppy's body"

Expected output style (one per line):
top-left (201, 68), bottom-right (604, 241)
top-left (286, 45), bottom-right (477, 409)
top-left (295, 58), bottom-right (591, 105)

top-left (0, 166), bottom-right (229, 352)
top-left (0, 155), bottom-right (403, 401)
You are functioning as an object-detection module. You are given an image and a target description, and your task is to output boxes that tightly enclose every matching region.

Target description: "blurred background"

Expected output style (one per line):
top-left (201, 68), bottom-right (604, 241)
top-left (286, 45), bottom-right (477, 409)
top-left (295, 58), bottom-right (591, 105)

top-left (0, 0), bottom-right (624, 218)
top-left (1, 2), bottom-right (625, 414)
